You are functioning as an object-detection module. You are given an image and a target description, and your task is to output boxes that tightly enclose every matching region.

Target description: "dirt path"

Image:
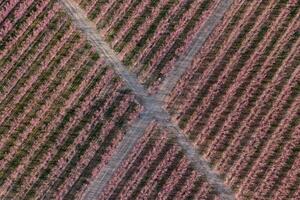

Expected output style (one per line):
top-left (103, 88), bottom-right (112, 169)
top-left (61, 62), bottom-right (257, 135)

top-left (60, 0), bottom-right (234, 199)
top-left (157, 0), bottom-right (233, 101)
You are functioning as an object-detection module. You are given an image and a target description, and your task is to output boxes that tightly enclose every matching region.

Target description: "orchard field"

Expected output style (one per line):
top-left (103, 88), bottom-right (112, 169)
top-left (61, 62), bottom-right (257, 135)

top-left (0, 0), bottom-right (141, 199)
top-left (0, 0), bottom-right (299, 199)
top-left (167, 0), bottom-right (300, 199)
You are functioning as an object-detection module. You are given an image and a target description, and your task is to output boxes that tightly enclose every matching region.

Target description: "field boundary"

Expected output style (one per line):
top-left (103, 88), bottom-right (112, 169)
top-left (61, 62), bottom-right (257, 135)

top-left (60, 0), bottom-right (234, 199)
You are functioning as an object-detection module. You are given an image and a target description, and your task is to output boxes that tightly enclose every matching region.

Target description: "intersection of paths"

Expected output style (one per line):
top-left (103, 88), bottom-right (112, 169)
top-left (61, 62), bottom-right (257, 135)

top-left (60, 0), bottom-right (235, 199)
